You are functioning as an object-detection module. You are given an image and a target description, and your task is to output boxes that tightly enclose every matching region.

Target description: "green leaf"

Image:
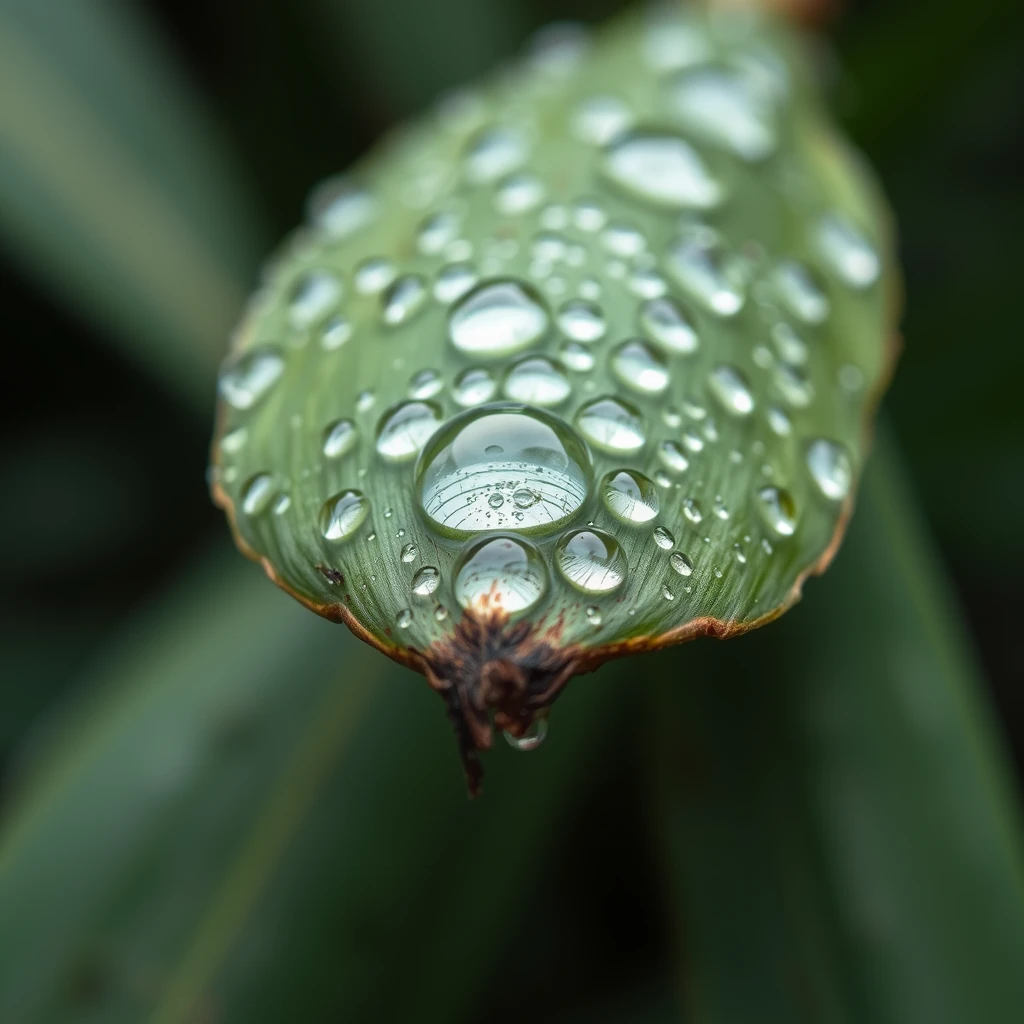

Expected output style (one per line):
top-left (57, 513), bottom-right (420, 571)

top-left (649, 434), bottom-right (1024, 1023)
top-left (0, 0), bottom-right (266, 407)
top-left (210, 4), bottom-right (898, 785)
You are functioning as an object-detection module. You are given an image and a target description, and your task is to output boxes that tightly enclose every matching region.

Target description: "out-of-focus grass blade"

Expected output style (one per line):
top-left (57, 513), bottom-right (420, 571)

top-left (650, 433), bottom-right (1024, 1023)
top-left (0, 540), bottom-right (616, 1023)
top-left (0, 0), bottom-right (266, 408)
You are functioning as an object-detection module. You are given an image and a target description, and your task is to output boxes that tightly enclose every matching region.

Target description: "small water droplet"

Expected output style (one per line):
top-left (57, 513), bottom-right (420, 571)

top-left (503, 356), bottom-right (571, 406)
top-left (667, 227), bottom-right (746, 316)
top-left (356, 390), bottom-right (376, 413)
top-left (586, 605), bottom-right (602, 626)
top-left (611, 340), bottom-right (670, 395)
top-left (408, 368), bottom-right (444, 400)
top-left (774, 363), bottom-right (813, 408)
top-left (682, 429), bottom-right (704, 454)
top-left (628, 266), bottom-right (668, 299)
top-left (241, 473), bottom-right (275, 516)
top-left (757, 486), bottom-right (798, 536)
top-left (355, 257), bottom-right (397, 295)
top-left (321, 315), bottom-right (353, 350)
top-left (465, 126), bottom-right (529, 184)
top-left (434, 604), bottom-right (449, 622)
top-left (411, 565), bottom-right (441, 596)
top-left (773, 261), bottom-right (829, 324)
top-left (559, 341), bottom-right (596, 372)
top-left (308, 178), bottom-right (377, 237)
top-left (713, 496), bottom-right (730, 520)
top-left (323, 418), bottom-right (358, 458)
top-left (603, 131), bottom-right (724, 209)
top-left (218, 347), bottom-right (285, 410)
top-left (382, 274), bottom-right (427, 325)
top-left (654, 525), bottom-right (675, 549)
top-left (670, 551), bottom-right (693, 576)
top-left (555, 528), bottom-right (627, 594)
top-left (573, 94), bottom-right (634, 145)
top-left (658, 440), bottom-right (690, 474)
top-left (401, 542), bottom-right (418, 563)
top-left (683, 497), bottom-right (704, 525)
top-left (449, 279), bottom-right (549, 358)
top-left (767, 406), bottom-right (791, 436)
top-left (575, 396), bottom-right (646, 454)
top-left (815, 213), bottom-right (880, 289)
top-left (771, 322), bottom-right (808, 366)
top-left (601, 469), bottom-right (660, 524)
top-left (708, 364), bottom-right (755, 416)
top-left (453, 367), bottom-right (498, 406)
top-left (572, 197), bottom-right (608, 232)
top-left (220, 426), bottom-right (249, 455)
top-left (807, 439), bottom-right (853, 501)
top-left (273, 492), bottom-right (291, 515)
top-left (397, 608), bottom-right (413, 629)
top-left (557, 299), bottom-right (606, 342)
top-left (289, 270), bottom-right (342, 329)
top-left (639, 297), bottom-right (699, 354)
top-left (434, 262), bottom-right (479, 304)
top-left (320, 489), bottom-right (370, 541)
top-left (375, 401), bottom-right (442, 462)
top-left (417, 211), bottom-right (460, 254)
top-left (662, 585), bottom-right (675, 601)
top-left (454, 534), bottom-right (547, 614)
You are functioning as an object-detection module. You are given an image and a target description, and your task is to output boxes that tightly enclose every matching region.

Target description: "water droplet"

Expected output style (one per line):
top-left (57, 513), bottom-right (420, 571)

top-left (218, 347), bottom-right (285, 410)
top-left (408, 368), bottom-right (444, 400)
top-left (611, 340), bottom-right (670, 395)
top-left (639, 297), bottom-right (699, 355)
top-left (465, 126), bottom-right (529, 184)
top-left (669, 66), bottom-right (777, 161)
top-left (572, 197), bottom-right (608, 232)
top-left (434, 262), bottom-right (479, 304)
top-left (557, 299), bottom-right (606, 342)
top-left (774, 363), bottom-right (813, 408)
top-left (670, 551), bottom-right (693, 576)
top-left (273, 493), bottom-right (291, 515)
top-left (220, 426), bottom-right (248, 455)
top-left (573, 95), bottom-right (634, 145)
top-left (603, 131), bottom-right (724, 209)
top-left (807, 439), bottom-right (853, 501)
top-left (683, 497), bottom-right (704, 525)
top-left (504, 716), bottom-right (548, 752)
top-left (575, 396), bottom-right (646, 454)
top-left (417, 404), bottom-right (591, 536)
top-left (707, 364), bottom-right (755, 416)
top-left (411, 565), bottom-right (441, 596)
top-left (397, 608), bottom-right (413, 629)
top-left (434, 604), bottom-right (449, 622)
top-left (289, 270), bottom-right (342, 328)
top-left (601, 222), bottom-right (646, 257)
top-left (453, 367), bottom-right (498, 407)
top-left (586, 605), bottom-right (602, 626)
top-left (356, 390), bottom-right (376, 414)
top-left (355, 257), bottom-right (397, 295)
top-left (771, 322), bottom-right (808, 365)
top-left (321, 315), bottom-right (353, 350)
top-left (323, 418), bottom-right (358, 458)
top-left (767, 406), bottom-right (792, 436)
top-left (401, 542), bottom-right (418, 564)
top-left (453, 534), bottom-right (547, 614)
top-left (658, 440), bottom-right (690, 474)
top-left (382, 275), bottom-right (427, 325)
top-left (773, 261), bottom-right (830, 324)
top-left (643, 11), bottom-right (711, 71)
top-left (667, 228), bottom-right (746, 316)
top-left (449, 279), bottom-right (549, 358)
top-left (662, 585), bottom-right (675, 601)
top-left (308, 178), bottom-right (376, 237)
top-left (555, 528), bottom-right (627, 594)
top-left (559, 341), bottom-right (596, 372)
top-left (628, 267), bottom-right (668, 299)
top-left (815, 213), bottom-right (880, 289)
top-left (713, 496), bottom-right (730, 520)
top-left (320, 489), bottom-right (369, 541)
top-left (503, 356), bottom-right (571, 406)
top-left (417, 211), bottom-right (460, 254)
top-left (495, 173), bottom-right (546, 214)
top-left (682, 429), bottom-right (704, 453)
top-left (654, 525), bottom-right (675, 549)
top-left (241, 473), bottom-right (275, 516)
top-left (757, 486), bottom-right (798, 536)
top-left (374, 401), bottom-right (442, 462)
top-left (601, 468), bottom-right (660, 524)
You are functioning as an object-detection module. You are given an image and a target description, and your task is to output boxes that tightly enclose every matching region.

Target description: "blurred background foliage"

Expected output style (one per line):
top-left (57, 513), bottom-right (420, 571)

top-left (0, 0), bottom-right (1021, 1021)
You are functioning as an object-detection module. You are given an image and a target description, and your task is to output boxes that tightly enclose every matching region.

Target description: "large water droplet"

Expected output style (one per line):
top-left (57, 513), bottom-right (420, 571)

top-left (611, 340), bottom-right (670, 394)
top-left (382, 274), bottom-right (427, 325)
top-left (323, 418), bottom-right (358, 458)
top-left (464, 126), bottom-right (529, 184)
top-left (575, 396), bottom-right (646, 454)
top-left (218, 347), bottom-right (285, 410)
top-left (555, 528), bottom-right (627, 594)
top-left (320, 489), bottom-right (370, 541)
top-left (602, 131), bottom-right (723, 210)
top-left (601, 469), bottom-right (660, 523)
top-left (773, 261), bottom-right (830, 324)
top-left (416, 404), bottom-right (591, 537)
top-left (449, 279), bottom-right (549, 358)
top-left (815, 213), bottom-right (880, 289)
top-left (667, 228), bottom-right (746, 316)
top-left (707, 364), bottom-right (755, 416)
top-left (411, 565), bottom-right (441, 596)
top-left (453, 535), bottom-right (547, 614)
top-left (557, 299), bottom-right (606, 342)
top-left (503, 357), bottom-right (571, 406)
top-left (806, 439), bottom-right (853, 501)
top-left (669, 66), bottom-right (777, 161)
top-left (241, 473), bottom-right (275, 516)
top-left (756, 485), bottom-right (798, 536)
top-left (639, 297), bottom-right (699, 354)
top-left (375, 401), bottom-right (443, 462)
top-left (289, 270), bottom-right (342, 329)
top-left (573, 95), bottom-right (634, 145)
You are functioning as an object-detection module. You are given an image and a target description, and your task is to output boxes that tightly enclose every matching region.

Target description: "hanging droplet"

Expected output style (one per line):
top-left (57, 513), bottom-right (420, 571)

top-left (375, 401), bottom-right (442, 462)
top-left (323, 418), bottom-right (358, 458)
top-left (449, 279), bottom-right (550, 358)
top-left (320, 489), bottom-right (370, 541)
top-left (575, 396), bottom-right (646, 454)
top-left (503, 356), bottom-right (572, 406)
top-left (555, 528), bottom-right (627, 594)
top-left (602, 131), bottom-right (724, 209)
top-left (667, 227), bottom-right (746, 316)
top-left (601, 468), bottom-right (660, 523)
top-left (411, 565), bottom-right (441, 597)
top-left (503, 716), bottom-right (548, 752)
top-left (453, 534), bottom-right (547, 614)
top-left (756, 485), bottom-right (798, 536)
top-left (611, 340), bottom-right (670, 394)
top-left (707, 364), bottom-right (755, 416)
top-left (218, 347), bottom-right (285, 410)
top-left (806, 439), bottom-right (853, 501)
top-left (639, 296), bottom-right (700, 354)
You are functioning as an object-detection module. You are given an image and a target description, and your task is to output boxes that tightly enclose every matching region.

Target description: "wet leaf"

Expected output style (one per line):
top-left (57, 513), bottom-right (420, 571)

top-left (211, 4), bottom-right (899, 788)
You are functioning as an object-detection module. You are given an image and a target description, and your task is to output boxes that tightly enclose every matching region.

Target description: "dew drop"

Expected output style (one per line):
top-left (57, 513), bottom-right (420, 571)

top-left (757, 486), bottom-right (798, 536)
top-left (815, 213), bottom-right (880, 289)
top-left (411, 565), bottom-right (441, 597)
top-left (575, 396), bottom-right (646, 454)
top-left (683, 497), bottom-right (704, 525)
top-left (806, 439), bottom-right (853, 501)
top-left (449, 279), bottom-right (549, 358)
top-left (417, 404), bottom-right (591, 536)
top-left (453, 367), bottom-right (498, 406)
top-left (356, 390), bottom-right (376, 413)
top-left (682, 429), bottom-right (704, 453)
top-left (611, 340), bottom-right (670, 395)
top-left (774, 261), bottom-right (830, 324)
top-left (241, 473), bottom-right (275, 516)
top-left (555, 528), bottom-right (627, 594)
top-left (320, 489), bottom-right (369, 541)
top-left (557, 299), bottom-right (606, 342)
top-left (559, 341), bottom-right (596, 372)
top-left (321, 315), bottom-right (353, 350)
top-left (289, 270), bottom-right (342, 329)
top-left (603, 131), bottom-right (724, 210)
top-left (417, 211), bottom-right (460, 254)
top-left (220, 426), bottom-right (248, 455)
top-left (434, 262), bottom-right (479, 304)
top-left (397, 608), bottom-right (413, 629)
top-left (465, 126), bottom-right (529, 184)
top-left (375, 401), bottom-right (442, 462)
top-left (602, 222), bottom-right (646, 257)
top-left (658, 440), bottom-right (690, 474)
top-left (273, 493), bottom-right (291, 515)
top-left (662, 585), bottom-right (675, 602)
top-left (771, 322), bottom-right (808, 366)
top-left (355, 257), bottom-right (397, 295)
top-left (308, 178), bottom-right (376, 237)
top-left (382, 274), bottom-right (427, 325)
top-left (767, 406), bottom-right (792, 436)
top-left (639, 297), bottom-right (699, 355)
top-left (628, 267), bottom-right (668, 299)
top-left (774, 363), bottom-right (814, 408)
top-left (323, 418), bottom-right (358, 458)
top-left (586, 605), bottom-right (602, 626)
top-left (503, 357), bottom-right (571, 406)
top-left (573, 95), bottom-right (634, 145)
top-left (654, 525), bottom-right (675, 550)
top-left (707, 364), bottom-right (755, 416)
top-left (408, 368), bottom-right (444, 400)
top-left (453, 535), bottom-right (547, 613)
top-left (667, 228), bottom-right (746, 316)
top-left (495, 173), bottom-right (546, 215)
top-left (218, 347), bottom-right (285, 410)
top-left (669, 551), bottom-right (693, 576)
top-left (401, 542), bottom-right (418, 563)
top-left (600, 468), bottom-right (660, 524)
